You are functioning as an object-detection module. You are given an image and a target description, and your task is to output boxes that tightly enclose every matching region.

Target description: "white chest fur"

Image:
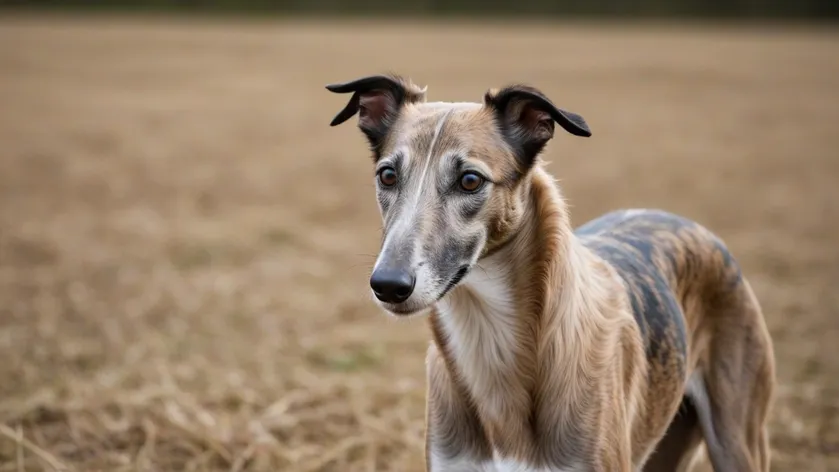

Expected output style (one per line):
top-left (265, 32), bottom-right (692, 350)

top-left (430, 253), bottom-right (589, 472)
top-left (435, 255), bottom-right (519, 423)
top-left (493, 455), bottom-right (580, 472)
top-left (429, 452), bottom-right (579, 472)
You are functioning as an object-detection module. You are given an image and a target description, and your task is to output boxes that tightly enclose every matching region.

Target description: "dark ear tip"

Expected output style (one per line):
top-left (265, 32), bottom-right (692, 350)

top-left (577, 120), bottom-right (593, 137)
top-left (329, 114), bottom-right (349, 127)
top-left (325, 83), bottom-right (342, 93)
top-left (562, 112), bottom-right (592, 137)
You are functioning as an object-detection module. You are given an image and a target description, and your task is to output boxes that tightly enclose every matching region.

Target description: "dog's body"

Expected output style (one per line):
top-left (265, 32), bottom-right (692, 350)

top-left (576, 208), bottom-right (773, 472)
top-left (327, 74), bottom-right (775, 471)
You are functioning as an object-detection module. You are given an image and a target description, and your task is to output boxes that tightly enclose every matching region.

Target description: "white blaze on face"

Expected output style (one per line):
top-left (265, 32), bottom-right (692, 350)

top-left (373, 109), bottom-right (454, 307)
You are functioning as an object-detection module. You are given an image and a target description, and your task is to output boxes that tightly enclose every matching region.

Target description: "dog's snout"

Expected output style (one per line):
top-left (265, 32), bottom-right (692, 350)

top-left (370, 267), bottom-right (415, 304)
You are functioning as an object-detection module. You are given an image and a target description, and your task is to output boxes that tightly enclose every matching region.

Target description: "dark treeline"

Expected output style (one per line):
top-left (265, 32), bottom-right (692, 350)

top-left (2, 0), bottom-right (837, 19)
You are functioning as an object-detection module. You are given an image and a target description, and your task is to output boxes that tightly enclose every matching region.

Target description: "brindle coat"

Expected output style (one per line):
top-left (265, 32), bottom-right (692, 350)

top-left (327, 74), bottom-right (775, 472)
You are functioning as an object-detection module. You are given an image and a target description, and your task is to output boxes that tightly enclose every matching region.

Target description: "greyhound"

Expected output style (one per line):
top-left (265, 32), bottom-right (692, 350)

top-left (326, 74), bottom-right (775, 472)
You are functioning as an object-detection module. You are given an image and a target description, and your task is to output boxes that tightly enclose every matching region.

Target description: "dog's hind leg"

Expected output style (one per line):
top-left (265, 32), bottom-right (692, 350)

top-left (641, 397), bottom-right (704, 472)
top-left (687, 280), bottom-right (775, 472)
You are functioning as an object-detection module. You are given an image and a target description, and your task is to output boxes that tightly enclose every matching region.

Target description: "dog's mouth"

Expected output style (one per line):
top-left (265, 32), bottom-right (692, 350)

top-left (377, 265), bottom-right (471, 317)
top-left (437, 265), bottom-right (470, 301)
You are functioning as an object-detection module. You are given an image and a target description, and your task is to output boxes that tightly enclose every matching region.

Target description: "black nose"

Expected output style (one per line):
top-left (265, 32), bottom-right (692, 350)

top-left (370, 267), bottom-right (415, 304)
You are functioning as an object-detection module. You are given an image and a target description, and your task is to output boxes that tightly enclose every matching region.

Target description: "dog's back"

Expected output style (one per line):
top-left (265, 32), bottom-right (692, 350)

top-left (576, 208), bottom-right (774, 471)
top-left (575, 208), bottom-right (743, 370)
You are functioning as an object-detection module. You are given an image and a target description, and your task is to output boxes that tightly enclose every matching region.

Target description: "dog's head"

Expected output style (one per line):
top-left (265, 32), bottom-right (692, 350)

top-left (327, 74), bottom-right (591, 316)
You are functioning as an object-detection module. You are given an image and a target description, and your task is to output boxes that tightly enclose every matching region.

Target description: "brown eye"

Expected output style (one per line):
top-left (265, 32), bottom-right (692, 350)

top-left (459, 172), bottom-right (484, 192)
top-left (378, 167), bottom-right (398, 187)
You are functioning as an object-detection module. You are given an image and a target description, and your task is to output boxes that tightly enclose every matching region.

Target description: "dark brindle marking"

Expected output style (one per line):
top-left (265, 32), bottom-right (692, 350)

top-left (577, 208), bottom-right (769, 470)
top-left (578, 209), bottom-right (720, 360)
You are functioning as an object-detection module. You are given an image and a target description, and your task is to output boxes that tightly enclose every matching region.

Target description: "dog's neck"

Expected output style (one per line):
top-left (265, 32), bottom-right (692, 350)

top-left (430, 166), bottom-right (620, 458)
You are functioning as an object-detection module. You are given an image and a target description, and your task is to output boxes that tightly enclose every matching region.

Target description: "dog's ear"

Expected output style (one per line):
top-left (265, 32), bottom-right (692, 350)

top-left (484, 85), bottom-right (591, 170)
top-left (326, 74), bottom-right (426, 152)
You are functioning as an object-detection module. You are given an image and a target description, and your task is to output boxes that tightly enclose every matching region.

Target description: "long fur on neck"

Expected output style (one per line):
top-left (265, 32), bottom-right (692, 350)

top-left (429, 165), bottom-right (635, 464)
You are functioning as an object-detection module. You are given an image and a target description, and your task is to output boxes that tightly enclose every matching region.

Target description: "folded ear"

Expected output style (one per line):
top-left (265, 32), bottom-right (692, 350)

top-left (326, 74), bottom-right (426, 152)
top-left (484, 85), bottom-right (591, 170)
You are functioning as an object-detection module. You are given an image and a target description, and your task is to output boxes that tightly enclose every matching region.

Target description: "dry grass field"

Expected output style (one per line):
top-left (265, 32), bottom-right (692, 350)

top-left (0, 14), bottom-right (837, 472)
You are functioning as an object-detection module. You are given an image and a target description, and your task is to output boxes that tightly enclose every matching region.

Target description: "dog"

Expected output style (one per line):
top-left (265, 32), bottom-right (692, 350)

top-left (326, 74), bottom-right (776, 472)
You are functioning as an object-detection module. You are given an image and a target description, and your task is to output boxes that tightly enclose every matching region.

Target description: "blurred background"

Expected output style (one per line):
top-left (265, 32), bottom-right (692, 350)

top-left (0, 1), bottom-right (837, 471)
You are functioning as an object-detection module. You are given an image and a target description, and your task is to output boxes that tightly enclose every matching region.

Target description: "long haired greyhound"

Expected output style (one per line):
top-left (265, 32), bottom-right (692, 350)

top-left (326, 74), bottom-right (775, 472)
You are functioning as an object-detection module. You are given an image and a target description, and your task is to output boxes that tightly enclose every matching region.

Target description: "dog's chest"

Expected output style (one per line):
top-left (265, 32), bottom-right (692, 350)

top-left (433, 259), bottom-right (588, 470)
top-left (492, 455), bottom-right (582, 472)
top-left (435, 258), bottom-right (519, 422)
top-left (429, 451), bottom-right (581, 472)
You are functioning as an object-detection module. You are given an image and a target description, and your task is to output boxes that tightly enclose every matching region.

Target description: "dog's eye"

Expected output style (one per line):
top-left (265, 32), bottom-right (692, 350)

top-left (459, 172), bottom-right (484, 193)
top-left (378, 167), bottom-right (398, 187)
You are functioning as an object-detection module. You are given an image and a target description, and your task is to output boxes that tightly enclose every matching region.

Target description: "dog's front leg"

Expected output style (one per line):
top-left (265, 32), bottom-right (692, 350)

top-left (598, 441), bottom-right (634, 472)
top-left (586, 431), bottom-right (633, 472)
top-left (589, 396), bottom-right (635, 472)
top-left (425, 345), bottom-right (492, 471)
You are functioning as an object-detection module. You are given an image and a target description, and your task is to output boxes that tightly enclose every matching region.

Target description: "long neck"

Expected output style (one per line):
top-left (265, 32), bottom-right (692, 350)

top-left (429, 167), bottom-right (593, 448)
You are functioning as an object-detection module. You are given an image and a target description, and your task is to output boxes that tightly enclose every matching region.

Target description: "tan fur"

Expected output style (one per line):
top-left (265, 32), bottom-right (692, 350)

top-left (427, 168), bottom-right (647, 469)
top-left (327, 75), bottom-right (776, 471)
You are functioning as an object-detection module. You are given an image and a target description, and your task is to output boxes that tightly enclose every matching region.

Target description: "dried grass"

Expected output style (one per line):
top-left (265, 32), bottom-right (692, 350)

top-left (0, 15), bottom-right (837, 472)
